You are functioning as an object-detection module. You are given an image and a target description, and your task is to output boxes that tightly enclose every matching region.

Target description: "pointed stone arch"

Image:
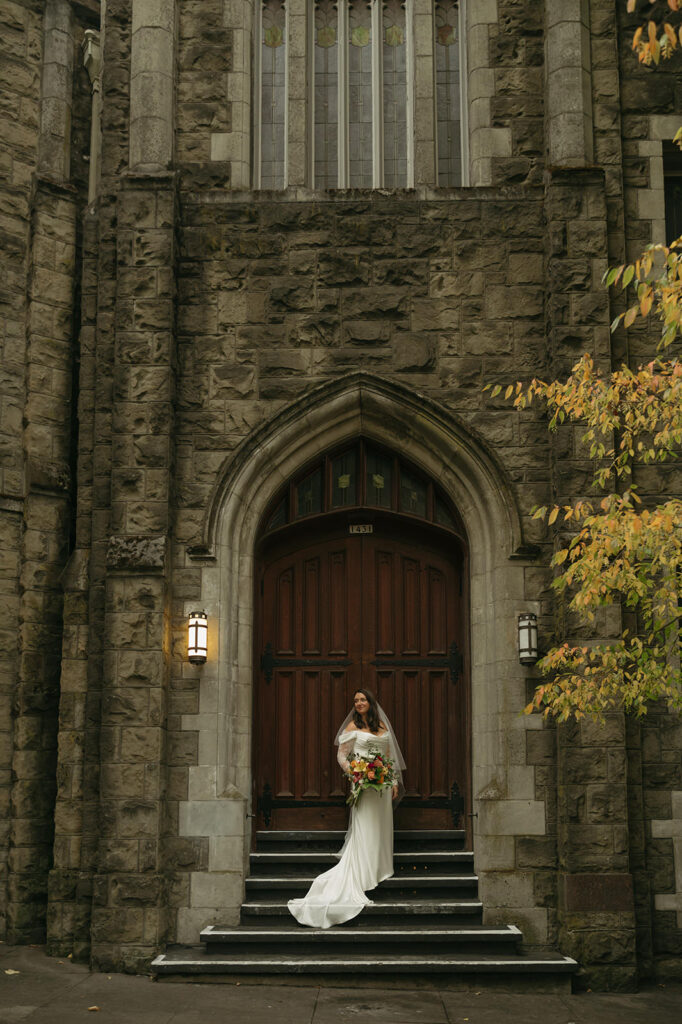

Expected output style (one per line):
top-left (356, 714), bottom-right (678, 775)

top-left (176, 373), bottom-right (549, 946)
top-left (196, 372), bottom-right (526, 561)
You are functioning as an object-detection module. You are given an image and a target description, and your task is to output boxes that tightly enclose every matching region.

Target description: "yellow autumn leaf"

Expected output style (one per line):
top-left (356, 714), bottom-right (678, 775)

top-left (548, 507), bottom-right (559, 525)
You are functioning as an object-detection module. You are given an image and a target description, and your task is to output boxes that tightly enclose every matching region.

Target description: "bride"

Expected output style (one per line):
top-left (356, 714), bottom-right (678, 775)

top-left (288, 688), bottom-right (406, 929)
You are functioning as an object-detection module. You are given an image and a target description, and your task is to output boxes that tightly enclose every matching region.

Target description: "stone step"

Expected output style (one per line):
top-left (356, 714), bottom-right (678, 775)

top-left (201, 923), bottom-right (521, 948)
top-left (241, 898), bottom-right (484, 925)
top-left (249, 851), bottom-right (475, 876)
top-left (255, 829), bottom-right (466, 853)
top-left (152, 947), bottom-right (578, 983)
top-left (245, 874), bottom-right (478, 897)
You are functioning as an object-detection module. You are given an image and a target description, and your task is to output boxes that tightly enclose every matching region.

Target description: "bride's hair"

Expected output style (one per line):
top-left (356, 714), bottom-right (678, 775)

top-left (352, 688), bottom-right (382, 733)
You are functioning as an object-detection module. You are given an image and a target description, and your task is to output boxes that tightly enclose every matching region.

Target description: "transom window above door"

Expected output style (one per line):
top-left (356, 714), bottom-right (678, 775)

top-left (254, 0), bottom-right (464, 190)
top-left (262, 440), bottom-right (465, 535)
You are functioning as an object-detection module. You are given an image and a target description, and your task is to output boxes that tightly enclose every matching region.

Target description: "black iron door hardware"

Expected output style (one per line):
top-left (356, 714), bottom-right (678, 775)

top-left (260, 642), bottom-right (353, 684)
top-left (370, 641), bottom-right (463, 685)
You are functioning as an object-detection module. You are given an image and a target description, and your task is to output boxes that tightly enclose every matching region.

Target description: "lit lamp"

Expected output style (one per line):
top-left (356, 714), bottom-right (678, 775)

top-left (518, 613), bottom-right (538, 665)
top-left (188, 611), bottom-right (208, 665)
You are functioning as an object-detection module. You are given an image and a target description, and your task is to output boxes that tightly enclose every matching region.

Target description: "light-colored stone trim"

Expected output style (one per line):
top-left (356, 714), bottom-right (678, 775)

top-left (129, 0), bottom-right (176, 171)
top-left (635, 116), bottom-right (680, 247)
top-left (175, 375), bottom-right (548, 944)
top-left (545, 0), bottom-right (594, 168)
top-left (652, 791), bottom-right (682, 926)
top-left (413, 0), bottom-right (436, 185)
top-left (82, 30), bottom-right (102, 205)
top-left (463, 0), bottom-right (509, 186)
top-left (38, 0), bottom-right (75, 182)
top-left (285, 0), bottom-right (311, 187)
top-left (215, 0), bottom-right (255, 187)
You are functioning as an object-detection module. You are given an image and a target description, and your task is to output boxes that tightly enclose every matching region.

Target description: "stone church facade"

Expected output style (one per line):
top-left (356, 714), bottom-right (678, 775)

top-left (1, 0), bottom-right (681, 989)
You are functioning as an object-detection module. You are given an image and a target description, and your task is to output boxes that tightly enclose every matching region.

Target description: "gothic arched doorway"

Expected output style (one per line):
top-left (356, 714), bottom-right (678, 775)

top-left (253, 439), bottom-right (470, 834)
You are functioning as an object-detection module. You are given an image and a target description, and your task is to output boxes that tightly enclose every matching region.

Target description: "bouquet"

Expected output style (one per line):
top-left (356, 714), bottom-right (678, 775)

top-left (346, 749), bottom-right (396, 806)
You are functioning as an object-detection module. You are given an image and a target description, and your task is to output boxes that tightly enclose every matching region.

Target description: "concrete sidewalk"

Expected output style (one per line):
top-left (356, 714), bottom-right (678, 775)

top-left (1, 945), bottom-right (681, 1024)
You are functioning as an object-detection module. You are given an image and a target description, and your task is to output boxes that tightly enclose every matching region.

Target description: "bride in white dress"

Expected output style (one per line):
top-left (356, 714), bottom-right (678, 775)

top-left (288, 689), bottom-right (406, 929)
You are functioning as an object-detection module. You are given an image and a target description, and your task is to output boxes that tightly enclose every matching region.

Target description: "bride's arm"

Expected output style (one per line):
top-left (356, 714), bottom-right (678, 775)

top-left (337, 731), bottom-right (354, 774)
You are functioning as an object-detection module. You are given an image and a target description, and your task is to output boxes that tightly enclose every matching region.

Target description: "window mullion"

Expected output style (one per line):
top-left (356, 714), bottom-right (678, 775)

top-left (337, 0), bottom-right (349, 188)
top-left (253, 1), bottom-right (263, 188)
top-left (371, 0), bottom-right (383, 188)
top-left (405, 0), bottom-right (415, 188)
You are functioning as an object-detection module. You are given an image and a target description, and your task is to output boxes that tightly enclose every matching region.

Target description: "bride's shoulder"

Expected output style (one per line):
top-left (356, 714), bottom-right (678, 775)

top-left (341, 727), bottom-right (356, 737)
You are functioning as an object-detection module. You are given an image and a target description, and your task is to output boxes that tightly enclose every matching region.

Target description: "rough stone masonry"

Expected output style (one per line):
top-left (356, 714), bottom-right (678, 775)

top-left (0, 0), bottom-right (680, 990)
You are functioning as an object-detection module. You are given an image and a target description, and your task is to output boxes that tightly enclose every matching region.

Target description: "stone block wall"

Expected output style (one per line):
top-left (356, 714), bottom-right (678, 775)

top-left (0, 0), bottom-right (96, 947)
top-left (174, 190), bottom-right (549, 537)
top-left (0, 0), bottom-right (679, 990)
top-left (0, 0), bottom-right (45, 941)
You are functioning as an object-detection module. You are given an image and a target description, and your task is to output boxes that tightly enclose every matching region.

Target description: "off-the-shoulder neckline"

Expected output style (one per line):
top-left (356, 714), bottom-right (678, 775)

top-left (342, 728), bottom-right (388, 737)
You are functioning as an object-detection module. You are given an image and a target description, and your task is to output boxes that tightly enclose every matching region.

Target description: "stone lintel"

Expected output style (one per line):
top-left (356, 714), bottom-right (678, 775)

top-left (560, 872), bottom-right (634, 913)
top-left (106, 534), bottom-right (168, 572)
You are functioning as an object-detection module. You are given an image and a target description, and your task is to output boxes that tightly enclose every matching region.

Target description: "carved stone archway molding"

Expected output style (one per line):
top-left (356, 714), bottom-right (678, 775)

top-left (193, 372), bottom-right (526, 561)
top-left (175, 373), bottom-right (549, 945)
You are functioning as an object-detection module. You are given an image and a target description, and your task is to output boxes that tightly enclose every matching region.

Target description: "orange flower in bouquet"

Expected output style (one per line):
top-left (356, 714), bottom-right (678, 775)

top-left (346, 749), bottom-right (395, 806)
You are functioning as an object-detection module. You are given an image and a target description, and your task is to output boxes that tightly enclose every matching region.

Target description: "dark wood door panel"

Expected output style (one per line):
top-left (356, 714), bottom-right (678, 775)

top-left (255, 526), bottom-right (468, 832)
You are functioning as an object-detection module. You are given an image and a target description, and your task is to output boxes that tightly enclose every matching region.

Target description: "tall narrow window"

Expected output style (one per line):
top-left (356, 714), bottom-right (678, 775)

top-left (348, 1), bottom-right (373, 187)
top-left (383, 0), bottom-right (407, 187)
top-left (314, 1), bottom-right (339, 188)
top-left (435, 0), bottom-right (462, 186)
top-left (259, 0), bottom-right (287, 189)
top-left (254, 1), bottom-right (465, 190)
top-left (663, 141), bottom-right (682, 244)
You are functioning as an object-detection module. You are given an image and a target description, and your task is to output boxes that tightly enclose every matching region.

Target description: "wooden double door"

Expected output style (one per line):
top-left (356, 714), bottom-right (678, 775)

top-left (254, 521), bottom-right (469, 831)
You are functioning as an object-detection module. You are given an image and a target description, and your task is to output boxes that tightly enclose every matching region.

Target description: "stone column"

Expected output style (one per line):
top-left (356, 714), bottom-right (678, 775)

top-left (8, 0), bottom-right (78, 945)
top-left (545, 167), bottom-right (637, 987)
top-left (285, 0), bottom-right (311, 188)
top-left (464, 0), bottom-right (511, 186)
top-left (545, 0), bottom-right (594, 167)
top-left (82, 29), bottom-right (102, 205)
top-left (89, 168), bottom-right (178, 971)
top-left (130, 0), bottom-right (176, 171)
top-left (413, 0), bottom-right (436, 186)
top-left (212, 0), bottom-right (254, 187)
top-left (38, 0), bottom-right (75, 180)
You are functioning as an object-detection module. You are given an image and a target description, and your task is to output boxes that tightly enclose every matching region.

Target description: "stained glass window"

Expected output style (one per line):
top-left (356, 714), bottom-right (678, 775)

top-left (383, 0), bottom-right (407, 188)
top-left (435, 0), bottom-right (462, 186)
top-left (366, 448), bottom-right (393, 508)
top-left (260, 0), bottom-right (287, 189)
top-left (400, 468), bottom-right (427, 517)
top-left (435, 497), bottom-right (456, 530)
top-left (331, 450), bottom-right (357, 507)
top-left (262, 442), bottom-right (461, 536)
top-left (254, 1), bottom-right (464, 191)
top-left (296, 468), bottom-right (323, 518)
top-left (315, 1), bottom-right (339, 189)
top-left (266, 496), bottom-right (288, 531)
top-left (348, 1), bottom-right (373, 188)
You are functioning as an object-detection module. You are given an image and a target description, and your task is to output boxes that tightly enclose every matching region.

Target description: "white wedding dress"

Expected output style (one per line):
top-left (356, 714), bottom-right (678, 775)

top-left (287, 729), bottom-right (395, 928)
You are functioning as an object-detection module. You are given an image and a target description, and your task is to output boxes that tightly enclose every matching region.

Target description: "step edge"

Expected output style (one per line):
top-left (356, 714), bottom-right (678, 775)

top-left (152, 955), bottom-right (578, 973)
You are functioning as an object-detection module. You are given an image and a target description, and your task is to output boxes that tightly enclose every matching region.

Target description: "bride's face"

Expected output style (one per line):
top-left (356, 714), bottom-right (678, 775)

top-left (353, 692), bottom-right (370, 716)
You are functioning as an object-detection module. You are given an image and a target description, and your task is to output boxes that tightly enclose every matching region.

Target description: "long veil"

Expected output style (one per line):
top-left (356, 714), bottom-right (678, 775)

top-left (334, 702), bottom-right (406, 801)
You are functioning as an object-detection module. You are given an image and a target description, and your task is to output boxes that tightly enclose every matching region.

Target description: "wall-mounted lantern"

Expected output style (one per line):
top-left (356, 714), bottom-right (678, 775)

top-left (518, 613), bottom-right (538, 665)
top-left (188, 611), bottom-right (208, 665)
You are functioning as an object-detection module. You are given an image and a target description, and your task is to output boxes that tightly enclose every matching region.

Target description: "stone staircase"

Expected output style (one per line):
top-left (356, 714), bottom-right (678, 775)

top-left (152, 830), bottom-right (577, 987)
